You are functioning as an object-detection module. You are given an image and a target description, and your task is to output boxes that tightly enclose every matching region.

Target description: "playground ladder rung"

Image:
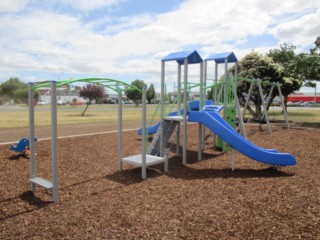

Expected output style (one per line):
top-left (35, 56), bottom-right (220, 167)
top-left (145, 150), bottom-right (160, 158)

top-left (30, 177), bottom-right (53, 189)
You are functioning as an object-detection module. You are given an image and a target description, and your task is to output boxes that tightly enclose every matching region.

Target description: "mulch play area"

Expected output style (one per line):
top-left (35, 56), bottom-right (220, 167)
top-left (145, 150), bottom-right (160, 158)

top-left (0, 124), bottom-right (319, 239)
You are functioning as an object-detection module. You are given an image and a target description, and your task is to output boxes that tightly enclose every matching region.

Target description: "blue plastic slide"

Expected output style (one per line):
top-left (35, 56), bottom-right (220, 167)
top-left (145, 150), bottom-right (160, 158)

top-left (188, 110), bottom-right (297, 166)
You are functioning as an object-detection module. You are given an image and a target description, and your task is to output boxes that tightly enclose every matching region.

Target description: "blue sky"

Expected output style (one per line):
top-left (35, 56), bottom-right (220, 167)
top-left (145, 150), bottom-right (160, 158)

top-left (0, 0), bottom-right (319, 92)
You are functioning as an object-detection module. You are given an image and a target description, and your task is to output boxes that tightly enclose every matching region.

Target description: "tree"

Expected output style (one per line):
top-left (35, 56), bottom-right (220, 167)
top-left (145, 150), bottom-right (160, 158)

top-left (267, 44), bottom-right (303, 108)
top-left (301, 37), bottom-right (320, 100)
top-left (0, 77), bottom-right (39, 104)
top-left (236, 52), bottom-right (283, 120)
top-left (14, 87), bottom-right (39, 104)
top-left (310, 36), bottom-right (320, 55)
top-left (146, 83), bottom-right (155, 104)
top-left (79, 84), bottom-right (106, 116)
top-left (279, 77), bottom-right (302, 108)
top-left (0, 77), bottom-right (25, 99)
top-left (124, 79), bottom-right (145, 106)
top-left (267, 43), bottom-right (297, 76)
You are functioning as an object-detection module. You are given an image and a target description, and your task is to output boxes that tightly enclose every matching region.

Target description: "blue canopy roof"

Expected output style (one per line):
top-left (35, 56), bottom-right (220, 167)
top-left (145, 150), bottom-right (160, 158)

top-left (205, 52), bottom-right (237, 64)
top-left (162, 50), bottom-right (203, 64)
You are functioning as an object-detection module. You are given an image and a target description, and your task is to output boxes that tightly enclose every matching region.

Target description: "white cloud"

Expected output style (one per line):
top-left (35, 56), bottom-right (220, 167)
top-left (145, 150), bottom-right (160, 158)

top-left (60, 0), bottom-right (122, 11)
top-left (0, 0), bottom-right (319, 84)
top-left (270, 8), bottom-right (320, 46)
top-left (0, 0), bottom-right (29, 13)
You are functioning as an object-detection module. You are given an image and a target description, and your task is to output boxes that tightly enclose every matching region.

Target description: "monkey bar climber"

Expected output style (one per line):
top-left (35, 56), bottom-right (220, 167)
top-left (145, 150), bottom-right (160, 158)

top-left (31, 77), bottom-right (141, 93)
top-left (28, 77), bottom-right (141, 204)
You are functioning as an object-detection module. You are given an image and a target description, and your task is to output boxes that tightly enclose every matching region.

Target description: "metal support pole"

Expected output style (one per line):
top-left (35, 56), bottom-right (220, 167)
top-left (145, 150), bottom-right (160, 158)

top-left (142, 86), bottom-right (147, 179)
top-left (183, 58), bottom-right (188, 164)
top-left (118, 87), bottom-right (123, 171)
top-left (51, 81), bottom-right (59, 204)
top-left (234, 63), bottom-right (246, 138)
top-left (203, 60), bottom-right (207, 150)
top-left (257, 79), bottom-right (272, 133)
top-left (177, 64), bottom-right (181, 115)
top-left (223, 58), bottom-right (228, 118)
top-left (198, 61), bottom-right (204, 161)
top-left (160, 61), bottom-right (165, 157)
top-left (28, 83), bottom-right (36, 192)
top-left (214, 62), bottom-right (218, 104)
top-left (231, 150), bottom-right (235, 171)
top-left (204, 60), bottom-right (207, 102)
top-left (213, 62), bottom-right (218, 147)
top-left (277, 82), bottom-right (290, 128)
top-left (236, 95), bottom-right (246, 138)
top-left (222, 58), bottom-right (228, 152)
top-left (234, 62), bottom-right (238, 105)
top-left (176, 64), bottom-right (181, 155)
top-left (243, 81), bottom-right (253, 120)
top-left (262, 85), bottom-right (275, 120)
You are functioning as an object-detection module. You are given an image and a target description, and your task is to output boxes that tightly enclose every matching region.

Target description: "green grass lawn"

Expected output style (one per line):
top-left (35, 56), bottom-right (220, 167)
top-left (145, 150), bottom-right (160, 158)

top-left (1, 104), bottom-right (319, 129)
top-left (268, 108), bottom-right (320, 127)
top-left (0, 104), bottom-right (164, 129)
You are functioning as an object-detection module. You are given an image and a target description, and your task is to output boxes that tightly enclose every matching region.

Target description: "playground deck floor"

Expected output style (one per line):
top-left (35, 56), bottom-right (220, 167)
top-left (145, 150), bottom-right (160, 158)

top-left (0, 124), bottom-right (319, 239)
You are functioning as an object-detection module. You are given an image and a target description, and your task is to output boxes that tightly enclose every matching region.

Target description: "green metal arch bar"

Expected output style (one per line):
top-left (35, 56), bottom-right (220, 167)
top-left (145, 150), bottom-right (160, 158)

top-left (32, 77), bottom-right (142, 93)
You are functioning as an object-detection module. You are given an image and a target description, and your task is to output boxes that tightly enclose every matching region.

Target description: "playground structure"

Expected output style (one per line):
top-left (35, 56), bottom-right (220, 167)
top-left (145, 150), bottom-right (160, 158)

top-left (25, 51), bottom-right (297, 204)
top-left (27, 78), bottom-right (145, 203)
top-left (140, 51), bottom-right (290, 152)
top-left (146, 51), bottom-right (295, 167)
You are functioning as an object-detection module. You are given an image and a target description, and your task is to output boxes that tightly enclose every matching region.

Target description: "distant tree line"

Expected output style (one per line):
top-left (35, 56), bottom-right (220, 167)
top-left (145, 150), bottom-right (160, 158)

top-left (0, 77), bottom-right (39, 104)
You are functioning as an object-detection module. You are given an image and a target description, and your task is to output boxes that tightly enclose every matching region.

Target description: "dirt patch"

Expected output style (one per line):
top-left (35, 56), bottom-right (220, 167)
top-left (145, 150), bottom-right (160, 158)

top-left (0, 125), bottom-right (319, 239)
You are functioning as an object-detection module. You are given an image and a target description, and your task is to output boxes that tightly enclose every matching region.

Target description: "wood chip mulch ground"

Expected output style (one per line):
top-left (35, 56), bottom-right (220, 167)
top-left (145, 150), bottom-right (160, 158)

top-left (0, 124), bottom-right (319, 239)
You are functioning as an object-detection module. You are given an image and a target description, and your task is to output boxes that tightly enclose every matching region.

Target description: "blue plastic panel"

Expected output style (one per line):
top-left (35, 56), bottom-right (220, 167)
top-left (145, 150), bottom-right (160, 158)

top-left (205, 52), bottom-right (237, 64)
top-left (162, 50), bottom-right (203, 64)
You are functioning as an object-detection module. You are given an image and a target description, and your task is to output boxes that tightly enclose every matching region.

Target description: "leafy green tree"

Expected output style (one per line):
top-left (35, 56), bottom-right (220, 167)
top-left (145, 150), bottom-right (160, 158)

top-left (124, 79), bottom-right (145, 106)
top-left (236, 52), bottom-right (282, 120)
top-left (0, 77), bottom-right (25, 99)
top-left (267, 44), bottom-right (303, 107)
top-left (79, 84), bottom-right (106, 116)
top-left (297, 37), bottom-right (319, 81)
top-left (14, 87), bottom-right (39, 104)
top-left (310, 36), bottom-right (320, 55)
top-left (280, 77), bottom-right (302, 108)
top-left (146, 83), bottom-right (155, 104)
top-left (0, 77), bottom-right (39, 104)
top-left (267, 43), bottom-right (297, 76)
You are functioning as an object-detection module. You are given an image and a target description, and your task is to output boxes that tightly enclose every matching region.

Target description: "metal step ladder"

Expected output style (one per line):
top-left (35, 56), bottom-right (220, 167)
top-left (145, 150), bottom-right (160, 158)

top-left (148, 119), bottom-right (179, 156)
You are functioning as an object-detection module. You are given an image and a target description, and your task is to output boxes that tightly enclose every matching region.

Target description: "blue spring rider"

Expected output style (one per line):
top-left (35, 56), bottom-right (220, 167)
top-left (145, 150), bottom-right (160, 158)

top-left (10, 137), bottom-right (37, 158)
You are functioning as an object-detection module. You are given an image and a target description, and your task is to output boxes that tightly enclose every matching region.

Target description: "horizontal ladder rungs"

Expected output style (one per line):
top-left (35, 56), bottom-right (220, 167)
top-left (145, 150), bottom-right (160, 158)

top-left (30, 177), bottom-right (53, 189)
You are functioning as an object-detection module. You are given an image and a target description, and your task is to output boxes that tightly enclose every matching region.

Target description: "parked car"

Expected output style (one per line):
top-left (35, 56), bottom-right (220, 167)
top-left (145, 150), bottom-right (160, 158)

top-left (286, 101), bottom-right (294, 106)
top-left (57, 100), bottom-right (67, 105)
top-left (38, 100), bottom-right (49, 105)
top-left (301, 101), bottom-right (316, 107)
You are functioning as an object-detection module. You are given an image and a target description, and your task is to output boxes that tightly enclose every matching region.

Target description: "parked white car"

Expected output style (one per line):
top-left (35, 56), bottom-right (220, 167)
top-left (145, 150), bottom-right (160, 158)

top-left (38, 100), bottom-right (49, 105)
top-left (57, 100), bottom-right (68, 105)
